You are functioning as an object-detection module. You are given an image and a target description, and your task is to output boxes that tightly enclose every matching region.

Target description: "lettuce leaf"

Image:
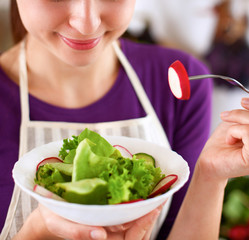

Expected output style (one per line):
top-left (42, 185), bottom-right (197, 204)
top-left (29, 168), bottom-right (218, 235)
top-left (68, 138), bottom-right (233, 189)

top-left (72, 139), bottom-right (117, 181)
top-left (36, 128), bottom-right (165, 205)
top-left (99, 157), bottom-right (164, 204)
top-left (35, 163), bottom-right (72, 195)
top-left (78, 128), bottom-right (120, 158)
top-left (59, 135), bottom-right (78, 161)
top-left (59, 128), bottom-right (121, 164)
top-left (56, 178), bottom-right (108, 205)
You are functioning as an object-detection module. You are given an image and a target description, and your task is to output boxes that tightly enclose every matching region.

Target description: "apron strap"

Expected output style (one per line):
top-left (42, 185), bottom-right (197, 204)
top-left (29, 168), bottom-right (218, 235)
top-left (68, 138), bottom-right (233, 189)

top-left (18, 40), bottom-right (29, 157)
top-left (19, 40), bottom-right (30, 126)
top-left (113, 41), bottom-right (170, 148)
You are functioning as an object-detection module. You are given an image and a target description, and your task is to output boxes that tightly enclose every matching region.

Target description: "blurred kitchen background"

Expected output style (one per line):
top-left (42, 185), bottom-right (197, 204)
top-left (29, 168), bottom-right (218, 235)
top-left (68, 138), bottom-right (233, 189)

top-left (1, 0), bottom-right (249, 239)
top-left (126, 0), bottom-right (249, 134)
top-left (0, 1), bottom-right (12, 52)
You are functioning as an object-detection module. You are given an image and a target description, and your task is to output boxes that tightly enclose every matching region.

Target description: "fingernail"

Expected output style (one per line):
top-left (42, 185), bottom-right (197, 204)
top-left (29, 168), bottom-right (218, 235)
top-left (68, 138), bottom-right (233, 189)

top-left (220, 111), bottom-right (230, 118)
top-left (90, 230), bottom-right (107, 240)
top-left (242, 98), bottom-right (249, 106)
top-left (151, 208), bottom-right (160, 219)
top-left (155, 208), bottom-right (161, 216)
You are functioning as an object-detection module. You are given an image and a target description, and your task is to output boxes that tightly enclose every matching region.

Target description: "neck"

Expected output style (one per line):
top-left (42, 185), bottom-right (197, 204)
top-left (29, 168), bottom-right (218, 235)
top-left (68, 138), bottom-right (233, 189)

top-left (24, 35), bottom-right (120, 108)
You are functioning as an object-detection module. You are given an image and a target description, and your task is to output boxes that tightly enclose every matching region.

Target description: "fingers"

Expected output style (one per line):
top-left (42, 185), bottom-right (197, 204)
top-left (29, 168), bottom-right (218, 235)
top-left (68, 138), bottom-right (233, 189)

top-left (223, 125), bottom-right (249, 173)
top-left (124, 206), bottom-right (162, 240)
top-left (107, 222), bottom-right (133, 233)
top-left (220, 109), bottom-right (249, 125)
top-left (106, 206), bottom-right (162, 240)
top-left (220, 98), bottom-right (249, 125)
top-left (38, 204), bottom-right (107, 240)
top-left (241, 98), bottom-right (249, 110)
top-left (225, 124), bottom-right (249, 147)
top-left (220, 98), bottom-right (249, 145)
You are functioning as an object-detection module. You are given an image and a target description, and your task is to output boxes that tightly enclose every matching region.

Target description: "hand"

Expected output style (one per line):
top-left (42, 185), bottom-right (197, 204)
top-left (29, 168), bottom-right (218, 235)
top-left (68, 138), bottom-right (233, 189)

top-left (38, 204), bottom-right (108, 240)
top-left (39, 204), bottom-right (162, 240)
top-left (15, 203), bottom-right (162, 240)
top-left (105, 204), bottom-right (163, 240)
top-left (197, 98), bottom-right (249, 181)
top-left (14, 204), bottom-right (107, 240)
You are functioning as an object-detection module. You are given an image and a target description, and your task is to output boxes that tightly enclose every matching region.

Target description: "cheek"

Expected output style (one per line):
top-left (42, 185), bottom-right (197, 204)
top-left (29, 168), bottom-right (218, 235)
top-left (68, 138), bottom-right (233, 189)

top-left (17, 1), bottom-right (65, 35)
top-left (17, 0), bottom-right (135, 37)
top-left (103, 2), bottom-right (135, 31)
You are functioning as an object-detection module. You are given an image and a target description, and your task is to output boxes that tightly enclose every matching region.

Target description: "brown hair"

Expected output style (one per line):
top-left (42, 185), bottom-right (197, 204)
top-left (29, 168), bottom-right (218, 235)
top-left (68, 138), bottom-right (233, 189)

top-left (10, 0), bottom-right (27, 43)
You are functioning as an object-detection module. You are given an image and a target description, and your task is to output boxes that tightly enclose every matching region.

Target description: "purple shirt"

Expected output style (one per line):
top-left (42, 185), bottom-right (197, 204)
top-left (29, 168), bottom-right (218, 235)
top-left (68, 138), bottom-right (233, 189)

top-left (0, 38), bottom-right (213, 238)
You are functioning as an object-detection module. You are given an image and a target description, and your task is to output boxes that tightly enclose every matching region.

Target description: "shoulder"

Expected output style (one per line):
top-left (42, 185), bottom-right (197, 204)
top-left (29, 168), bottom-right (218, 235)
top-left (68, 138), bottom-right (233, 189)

top-left (120, 38), bottom-right (210, 77)
top-left (120, 38), bottom-right (212, 93)
top-left (0, 43), bottom-right (20, 85)
top-left (0, 45), bottom-right (20, 102)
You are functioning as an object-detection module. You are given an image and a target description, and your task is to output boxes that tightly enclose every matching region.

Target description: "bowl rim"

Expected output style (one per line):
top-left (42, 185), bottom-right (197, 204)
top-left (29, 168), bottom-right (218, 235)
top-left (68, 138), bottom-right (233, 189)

top-left (13, 135), bottom-right (190, 210)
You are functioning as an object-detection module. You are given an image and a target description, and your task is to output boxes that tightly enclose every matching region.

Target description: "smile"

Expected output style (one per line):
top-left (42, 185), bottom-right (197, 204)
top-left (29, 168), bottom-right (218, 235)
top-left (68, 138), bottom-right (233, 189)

top-left (59, 35), bottom-right (101, 50)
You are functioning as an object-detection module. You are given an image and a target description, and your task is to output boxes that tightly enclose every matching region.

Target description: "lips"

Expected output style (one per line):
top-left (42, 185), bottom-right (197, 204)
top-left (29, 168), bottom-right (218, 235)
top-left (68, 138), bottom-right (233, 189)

top-left (59, 35), bottom-right (101, 50)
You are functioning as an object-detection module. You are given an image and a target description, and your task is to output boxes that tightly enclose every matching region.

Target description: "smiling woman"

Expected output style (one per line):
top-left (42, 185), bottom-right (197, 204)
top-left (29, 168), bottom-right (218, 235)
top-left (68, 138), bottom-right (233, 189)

top-left (0, 0), bottom-right (223, 240)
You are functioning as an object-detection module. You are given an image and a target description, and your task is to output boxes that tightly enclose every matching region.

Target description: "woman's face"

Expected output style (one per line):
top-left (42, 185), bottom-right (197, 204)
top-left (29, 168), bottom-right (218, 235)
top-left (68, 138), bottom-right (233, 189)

top-left (16, 0), bottom-right (136, 66)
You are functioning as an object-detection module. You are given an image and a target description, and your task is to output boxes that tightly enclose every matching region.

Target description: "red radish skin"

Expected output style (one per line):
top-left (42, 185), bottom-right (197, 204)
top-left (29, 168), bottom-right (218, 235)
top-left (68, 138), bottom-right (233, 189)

top-left (36, 157), bottom-right (63, 172)
top-left (119, 199), bottom-right (144, 204)
top-left (113, 145), bottom-right (133, 158)
top-left (168, 60), bottom-right (191, 100)
top-left (33, 184), bottom-right (65, 201)
top-left (149, 174), bottom-right (178, 198)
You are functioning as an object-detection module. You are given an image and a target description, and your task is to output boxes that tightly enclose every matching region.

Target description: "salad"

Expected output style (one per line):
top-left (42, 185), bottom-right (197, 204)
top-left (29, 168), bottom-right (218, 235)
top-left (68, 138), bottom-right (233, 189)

top-left (34, 128), bottom-right (177, 205)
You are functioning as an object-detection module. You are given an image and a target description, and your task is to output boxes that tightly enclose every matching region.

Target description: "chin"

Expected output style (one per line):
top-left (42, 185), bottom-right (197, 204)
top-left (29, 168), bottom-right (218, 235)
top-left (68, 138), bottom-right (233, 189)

top-left (63, 55), bottom-right (97, 68)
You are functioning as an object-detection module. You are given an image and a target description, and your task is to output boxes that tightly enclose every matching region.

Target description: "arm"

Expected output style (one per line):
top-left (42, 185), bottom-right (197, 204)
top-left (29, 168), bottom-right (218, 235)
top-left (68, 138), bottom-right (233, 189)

top-left (167, 161), bottom-right (226, 239)
top-left (13, 204), bottom-right (107, 240)
top-left (168, 98), bottom-right (249, 240)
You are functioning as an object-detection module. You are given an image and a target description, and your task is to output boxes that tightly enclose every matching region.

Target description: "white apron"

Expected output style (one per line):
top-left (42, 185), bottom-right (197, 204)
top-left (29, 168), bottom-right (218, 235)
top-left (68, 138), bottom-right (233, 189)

top-left (1, 40), bottom-right (171, 240)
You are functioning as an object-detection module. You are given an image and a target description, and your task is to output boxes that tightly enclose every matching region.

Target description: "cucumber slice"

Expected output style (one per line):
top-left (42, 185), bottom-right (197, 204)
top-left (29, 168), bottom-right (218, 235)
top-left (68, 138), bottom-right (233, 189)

top-left (134, 153), bottom-right (155, 167)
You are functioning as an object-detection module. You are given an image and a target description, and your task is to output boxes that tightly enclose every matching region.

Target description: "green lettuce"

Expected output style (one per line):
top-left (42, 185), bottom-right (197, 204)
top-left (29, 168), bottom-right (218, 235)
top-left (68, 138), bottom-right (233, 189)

top-left (35, 128), bottom-right (165, 205)
top-left (56, 178), bottom-right (108, 205)
top-left (72, 138), bottom-right (118, 181)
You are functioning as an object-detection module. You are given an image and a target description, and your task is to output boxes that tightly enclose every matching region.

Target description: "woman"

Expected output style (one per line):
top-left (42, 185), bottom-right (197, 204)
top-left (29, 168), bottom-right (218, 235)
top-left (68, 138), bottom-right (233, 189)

top-left (0, 0), bottom-right (213, 239)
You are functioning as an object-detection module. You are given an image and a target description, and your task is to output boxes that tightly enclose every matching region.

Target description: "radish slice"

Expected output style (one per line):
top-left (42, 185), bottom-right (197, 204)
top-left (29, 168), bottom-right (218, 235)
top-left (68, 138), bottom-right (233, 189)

top-left (119, 199), bottom-right (144, 204)
top-left (113, 145), bottom-right (133, 158)
top-left (36, 157), bottom-right (63, 172)
top-left (33, 184), bottom-right (66, 201)
top-left (168, 60), bottom-right (191, 100)
top-left (148, 174), bottom-right (178, 198)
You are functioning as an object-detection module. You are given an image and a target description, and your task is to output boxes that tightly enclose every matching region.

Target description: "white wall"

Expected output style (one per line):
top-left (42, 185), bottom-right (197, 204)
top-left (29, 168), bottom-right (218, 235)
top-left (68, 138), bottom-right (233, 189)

top-left (128, 0), bottom-right (221, 56)
top-left (211, 87), bottom-right (248, 132)
top-left (128, 0), bottom-right (249, 133)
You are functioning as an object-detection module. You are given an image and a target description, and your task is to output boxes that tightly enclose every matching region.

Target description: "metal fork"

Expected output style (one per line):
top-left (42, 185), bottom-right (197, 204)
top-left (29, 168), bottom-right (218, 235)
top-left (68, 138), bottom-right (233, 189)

top-left (189, 74), bottom-right (249, 94)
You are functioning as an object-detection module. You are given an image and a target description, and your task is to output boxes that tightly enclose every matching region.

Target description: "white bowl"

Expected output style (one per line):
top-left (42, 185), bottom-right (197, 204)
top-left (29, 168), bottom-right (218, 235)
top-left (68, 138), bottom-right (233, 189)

top-left (12, 136), bottom-right (190, 226)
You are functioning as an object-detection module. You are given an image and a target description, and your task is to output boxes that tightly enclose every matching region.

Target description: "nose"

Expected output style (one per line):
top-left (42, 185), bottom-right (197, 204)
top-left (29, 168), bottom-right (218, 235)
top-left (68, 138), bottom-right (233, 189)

top-left (69, 0), bottom-right (101, 35)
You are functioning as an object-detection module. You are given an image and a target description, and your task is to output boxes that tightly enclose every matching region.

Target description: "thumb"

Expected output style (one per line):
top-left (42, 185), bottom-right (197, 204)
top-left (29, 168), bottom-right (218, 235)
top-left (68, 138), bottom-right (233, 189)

top-left (241, 98), bottom-right (249, 110)
top-left (38, 204), bottom-right (107, 240)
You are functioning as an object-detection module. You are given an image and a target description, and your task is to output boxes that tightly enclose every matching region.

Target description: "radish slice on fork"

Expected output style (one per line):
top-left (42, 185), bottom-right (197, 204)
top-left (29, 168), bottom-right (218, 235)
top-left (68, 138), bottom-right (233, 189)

top-left (168, 60), bottom-right (191, 100)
